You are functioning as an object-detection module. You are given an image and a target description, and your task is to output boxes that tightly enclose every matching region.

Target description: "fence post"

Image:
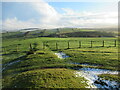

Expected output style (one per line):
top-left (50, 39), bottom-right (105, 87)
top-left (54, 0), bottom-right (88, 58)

top-left (79, 41), bottom-right (81, 48)
top-left (30, 43), bottom-right (33, 50)
top-left (102, 40), bottom-right (105, 47)
top-left (68, 41), bottom-right (70, 49)
top-left (114, 40), bottom-right (117, 47)
top-left (90, 41), bottom-right (93, 48)
top-left (56, 42), bottom-right (58, 50)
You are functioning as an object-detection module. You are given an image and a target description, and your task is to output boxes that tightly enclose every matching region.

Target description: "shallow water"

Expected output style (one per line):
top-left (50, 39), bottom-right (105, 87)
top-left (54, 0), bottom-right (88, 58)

top-left (80, 68), bottom-right (118, 75)
top-left (76, 68), bottom-right (119, 89)
top-left (54, 52), bottom-right (69, 59)
top-left (71, 62), bottom-right (100, 67)
top-left (7, 60), bottom-right (21, 66)
top-left (55, 52), bottom-right (119, 89)
top-left (2, 60), bottom-right (21, 71)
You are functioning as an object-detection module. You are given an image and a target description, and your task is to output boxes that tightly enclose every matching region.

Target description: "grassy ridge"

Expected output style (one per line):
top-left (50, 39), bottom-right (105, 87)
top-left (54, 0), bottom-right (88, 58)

top-left (2, 49), bottom-right (82, 77)
top-left (3, 68), bottom-right (88, 88)
top-left (2, 48), bottom-right (85, 88)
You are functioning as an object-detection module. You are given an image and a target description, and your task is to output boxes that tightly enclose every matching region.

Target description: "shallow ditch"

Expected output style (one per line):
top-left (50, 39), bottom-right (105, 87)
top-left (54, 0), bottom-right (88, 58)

top-left (2, 60), bottom-right (21, 71)
top-left (2, 55), bottom-right (26, 71)
top-left (55, 51), bottom-right (119, 89)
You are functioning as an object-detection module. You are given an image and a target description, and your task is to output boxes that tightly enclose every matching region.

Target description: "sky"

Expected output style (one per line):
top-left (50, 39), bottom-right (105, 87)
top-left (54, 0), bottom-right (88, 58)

top-left (1, 0), bottom-right (118, 31)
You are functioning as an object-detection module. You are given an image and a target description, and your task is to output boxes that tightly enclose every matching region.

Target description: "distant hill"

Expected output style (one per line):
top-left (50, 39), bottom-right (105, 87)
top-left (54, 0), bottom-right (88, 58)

top-left (47, 31), bottom-right (115, 38)
top-left (2, 28), bottom-right (117, 39)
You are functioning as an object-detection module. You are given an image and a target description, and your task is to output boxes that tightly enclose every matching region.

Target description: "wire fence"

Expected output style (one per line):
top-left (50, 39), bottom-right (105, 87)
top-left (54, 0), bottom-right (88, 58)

top-left (2, 40), bottom-right (118, 54)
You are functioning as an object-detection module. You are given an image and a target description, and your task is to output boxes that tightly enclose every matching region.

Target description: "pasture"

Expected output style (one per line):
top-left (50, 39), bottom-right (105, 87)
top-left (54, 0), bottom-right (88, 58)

top-left (2, 35), bottom-right (119, 88)
top-left (2, 37), bottom-right (118, 70)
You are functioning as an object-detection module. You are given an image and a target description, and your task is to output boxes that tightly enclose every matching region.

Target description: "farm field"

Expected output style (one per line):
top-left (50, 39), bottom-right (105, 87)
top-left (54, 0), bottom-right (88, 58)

top-left (2, 35), bottom-right (119, 88)
top-left (2, 1), bottom-right (119, 89)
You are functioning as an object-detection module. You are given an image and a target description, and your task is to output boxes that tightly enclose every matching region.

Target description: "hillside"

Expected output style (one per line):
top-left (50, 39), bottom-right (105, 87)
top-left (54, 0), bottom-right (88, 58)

top-left (2, 28), bottom-right (117, 39)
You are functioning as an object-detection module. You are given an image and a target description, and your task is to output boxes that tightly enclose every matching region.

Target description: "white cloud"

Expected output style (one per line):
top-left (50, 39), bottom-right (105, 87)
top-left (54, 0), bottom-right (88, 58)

top-left (31, 1), bottom-right (61, 24)
top-left (2, 0), bottom-right (118, 31)
top-left (2, 0), bottom-right (62, 31)
top-left (60, 8), bottom-right (118, 28)
top-left (2, 17), bottom-right (37, 30)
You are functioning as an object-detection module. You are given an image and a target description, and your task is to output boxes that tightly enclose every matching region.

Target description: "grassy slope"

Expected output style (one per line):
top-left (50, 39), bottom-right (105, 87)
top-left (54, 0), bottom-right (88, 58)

top-left (3, 68), bottom-right (88, 88)
top-left (2, 49), bottom-right (76, 77)
top-left (2, 40), bottom-right (86, 88)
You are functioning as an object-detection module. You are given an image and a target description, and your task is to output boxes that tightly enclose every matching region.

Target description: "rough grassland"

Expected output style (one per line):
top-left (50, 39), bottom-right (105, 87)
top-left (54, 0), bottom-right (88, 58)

top-left (2, 37), bottom-right (119, 88)
top-left (3, 68), bottom-right (88, 88)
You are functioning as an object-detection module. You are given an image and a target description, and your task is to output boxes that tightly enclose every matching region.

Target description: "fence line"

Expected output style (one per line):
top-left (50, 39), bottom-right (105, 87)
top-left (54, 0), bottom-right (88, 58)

top-left (42, 40), bottom-right (117, 50)
top-left (2, 40), bottom-right (118, 53)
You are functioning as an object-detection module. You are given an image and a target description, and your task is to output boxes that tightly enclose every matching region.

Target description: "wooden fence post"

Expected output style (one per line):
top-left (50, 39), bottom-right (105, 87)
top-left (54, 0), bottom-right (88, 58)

top-left (102, 40), bottom-right (104, 47)
top-left (114, 40), bottom-right (117, 47)
top-left (79, 41), bottom-right (81, 48)
top-left (30, 43), bottom-right (33, 50)
top-left (68, 41), bottom-right (70, 49)
top-left (56, 42), bottom-right (58, 50)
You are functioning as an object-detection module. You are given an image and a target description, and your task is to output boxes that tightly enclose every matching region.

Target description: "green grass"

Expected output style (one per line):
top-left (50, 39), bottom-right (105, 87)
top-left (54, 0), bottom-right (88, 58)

top-left (2, 49), bottom-right (83, 78)
top-left (3, 68), bottom-right (88, 88)
top-left (98, 74), bottom-right (120, 83)
top-left (2, 37), bottom-right (118, 69)
top-left (2, 35), bottom-right (119, 88)
top-left (62, 47), bottom-right (118, 70)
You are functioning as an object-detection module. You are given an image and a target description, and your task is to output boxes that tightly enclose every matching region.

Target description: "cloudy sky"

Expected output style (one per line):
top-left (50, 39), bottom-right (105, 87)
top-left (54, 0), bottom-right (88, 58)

top-left (1, 0), bottom-right (118, 31)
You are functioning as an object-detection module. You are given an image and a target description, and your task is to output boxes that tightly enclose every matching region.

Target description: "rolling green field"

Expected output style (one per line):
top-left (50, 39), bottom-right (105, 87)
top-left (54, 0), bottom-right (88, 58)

top-left (2, 29), bottom-right (119, 88)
